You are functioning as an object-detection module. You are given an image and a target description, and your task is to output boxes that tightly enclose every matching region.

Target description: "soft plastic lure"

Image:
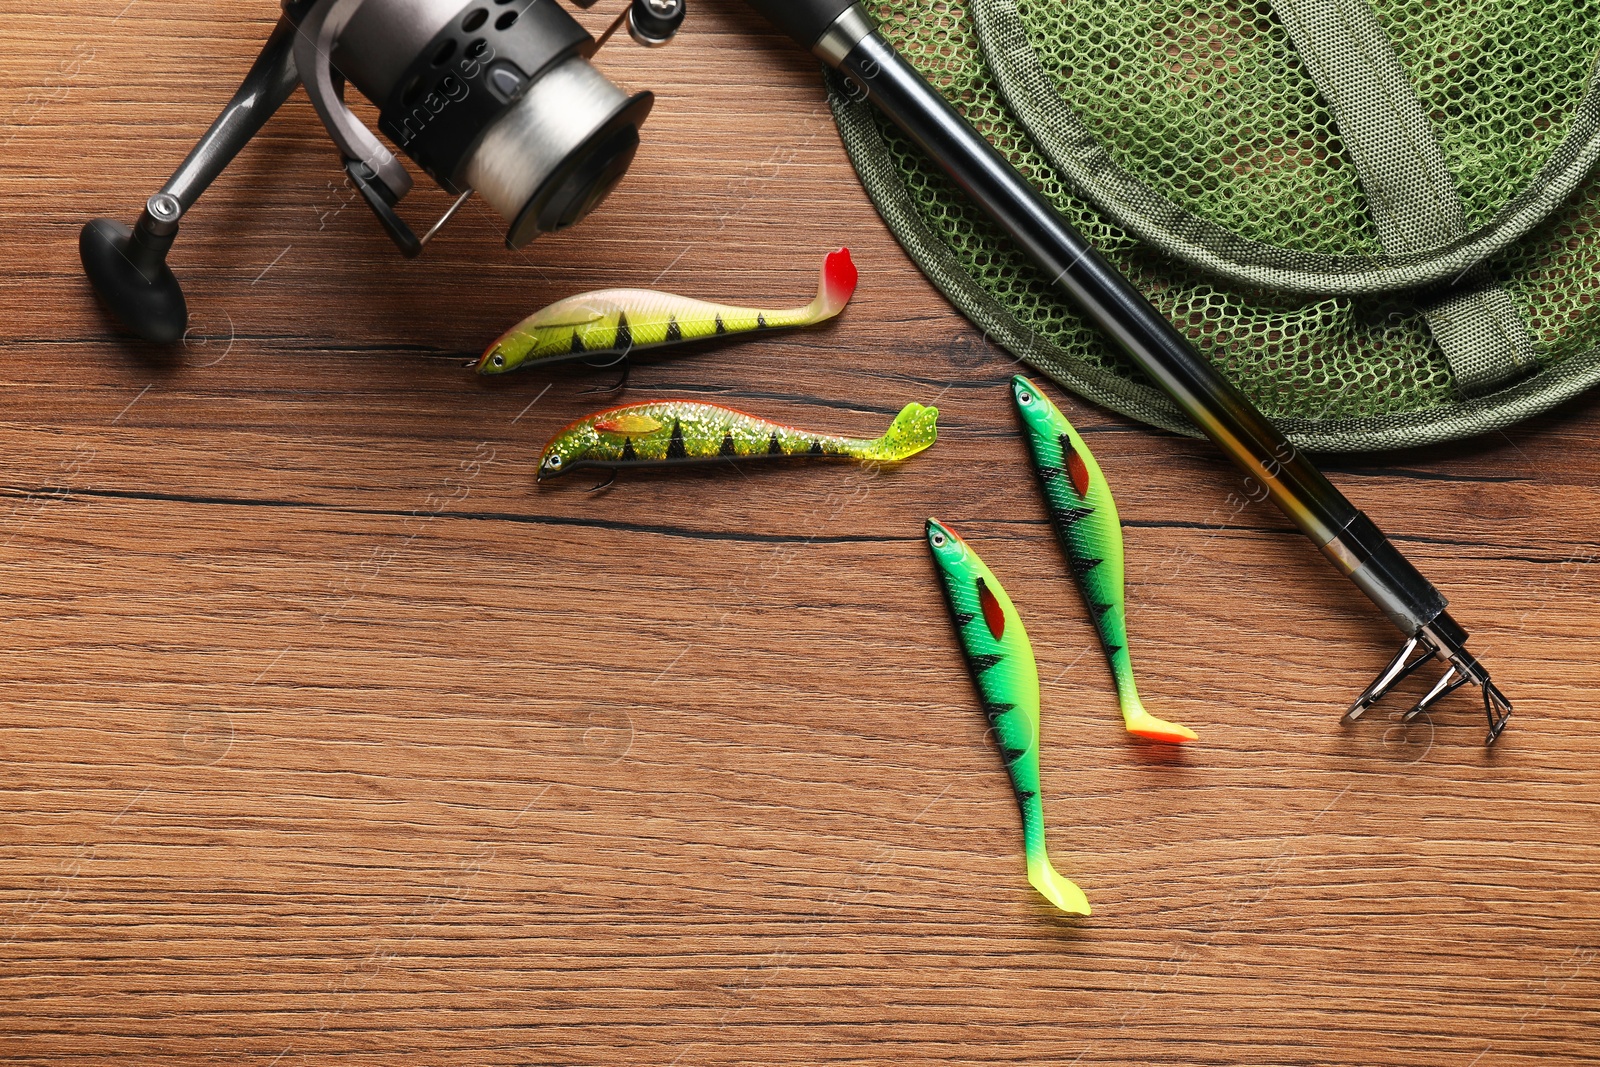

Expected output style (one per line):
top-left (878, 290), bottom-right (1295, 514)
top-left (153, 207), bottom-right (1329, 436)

top-left (925, 518), bottom-right (1091, 916)
top-left (478, 248), bottom-right (859, 375)
top-left (537, 399), bottom-right (937, 479)
top-left (1011, 375), bottom-right (1197, 744)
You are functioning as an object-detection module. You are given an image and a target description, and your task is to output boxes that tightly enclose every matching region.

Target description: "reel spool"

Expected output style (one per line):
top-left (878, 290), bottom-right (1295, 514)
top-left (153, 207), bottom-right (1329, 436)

top-left (80, 0), bottom-right (686, 344)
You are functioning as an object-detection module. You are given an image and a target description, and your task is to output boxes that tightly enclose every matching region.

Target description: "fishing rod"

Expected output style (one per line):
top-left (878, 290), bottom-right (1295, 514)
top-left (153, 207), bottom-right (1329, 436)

top-left (741, 0), bottom-right (1511, 744)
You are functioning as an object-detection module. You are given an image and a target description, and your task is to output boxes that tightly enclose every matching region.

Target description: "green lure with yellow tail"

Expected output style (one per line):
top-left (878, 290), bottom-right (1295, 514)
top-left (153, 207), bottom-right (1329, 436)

top-left (1012, 376), bottom-right (1197, 744)
top-left (538, 399), bottom-right (937, 479)
top-left (925, 518), bottom-right (1091, 916)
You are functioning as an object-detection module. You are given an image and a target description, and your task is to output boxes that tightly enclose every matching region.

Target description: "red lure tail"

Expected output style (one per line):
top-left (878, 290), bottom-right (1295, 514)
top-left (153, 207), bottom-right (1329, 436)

top-left (815, 247), bottom-right (859, 318)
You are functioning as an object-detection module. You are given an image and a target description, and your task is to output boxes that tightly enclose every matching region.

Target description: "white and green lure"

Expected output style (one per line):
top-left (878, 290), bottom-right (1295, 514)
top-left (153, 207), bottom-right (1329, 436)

top-left (477, 248), bottom-right (858, 375)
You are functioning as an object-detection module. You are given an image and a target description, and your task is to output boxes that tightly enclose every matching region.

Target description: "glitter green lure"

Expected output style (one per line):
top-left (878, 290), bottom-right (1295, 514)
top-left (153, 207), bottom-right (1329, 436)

top-left (478, 248), bottom-right (859, 375)
top-left (925, 518), bottom-right (1091, 916)
top-left (537, 400), bottom-right (937, 479)
top-left (1012, 376), bottom-right (1197, 745)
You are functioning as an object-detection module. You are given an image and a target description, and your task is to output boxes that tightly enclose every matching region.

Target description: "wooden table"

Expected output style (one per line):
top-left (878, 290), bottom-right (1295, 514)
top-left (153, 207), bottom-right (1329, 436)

top-left (3, 2), bottom-right (1597, 1063)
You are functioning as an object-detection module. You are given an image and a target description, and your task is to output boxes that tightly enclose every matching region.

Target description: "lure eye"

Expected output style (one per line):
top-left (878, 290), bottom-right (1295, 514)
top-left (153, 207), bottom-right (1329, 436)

top-left (546, 455), bottom-right (562, 469)
top-left (491, 353), bottom-right (505, 368)
top-left (931, 531), bottom-right (947, 547)
top-left (1018, 390), bottom-right (1033, 404)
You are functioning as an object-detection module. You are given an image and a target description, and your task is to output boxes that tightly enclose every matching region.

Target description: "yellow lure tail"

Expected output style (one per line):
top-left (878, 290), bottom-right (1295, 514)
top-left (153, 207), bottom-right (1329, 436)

top-left (862, 402), bottom-right (939, 462)
top-left (1028, 858), bottom-right (1092, 916)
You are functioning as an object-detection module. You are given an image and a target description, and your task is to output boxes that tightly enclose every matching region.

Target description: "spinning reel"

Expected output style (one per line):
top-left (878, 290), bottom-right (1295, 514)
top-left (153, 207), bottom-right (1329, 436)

top-left (80, 0), bottom-right (686, 344)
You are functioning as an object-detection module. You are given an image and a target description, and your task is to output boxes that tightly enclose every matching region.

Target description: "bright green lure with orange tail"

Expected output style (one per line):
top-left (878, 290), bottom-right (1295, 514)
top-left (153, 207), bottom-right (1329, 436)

top-left (1012, 376), bottom-right (1197, 745)
top-left (926, 518), bottom-right (1091, 916)
top-left (537, 400), bottom-right (937, 479)
top-left (478, 249), bottom-right (858, 375)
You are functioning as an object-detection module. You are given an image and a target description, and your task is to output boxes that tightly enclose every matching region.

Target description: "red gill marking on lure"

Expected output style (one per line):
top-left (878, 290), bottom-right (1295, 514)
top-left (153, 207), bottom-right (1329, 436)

top-left (823, 248), bottom-right (859, 307)
top-left (976, 577), bottom-right (1005, 641)
top-left (1066, 443), bottom-right (1091, 499)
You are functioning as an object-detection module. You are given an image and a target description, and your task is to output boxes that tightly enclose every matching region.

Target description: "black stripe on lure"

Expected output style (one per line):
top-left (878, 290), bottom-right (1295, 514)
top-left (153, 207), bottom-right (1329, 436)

top-left (1012, 376), bottom-right (1198, 744)
top-left (926, 518), bottom-right (1091, 916)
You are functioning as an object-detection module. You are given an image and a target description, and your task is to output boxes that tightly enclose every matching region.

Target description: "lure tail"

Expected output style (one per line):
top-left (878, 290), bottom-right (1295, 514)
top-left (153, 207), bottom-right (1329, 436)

top-left (802, 247), bottom-right (859, 322)
top-left (1028, 859), bottom-right (1091, 915)
top-left (1120, 695), bottom-right (1199, 744)
top-left (748, 247), bottom-right (859, 329)
top-left (1021, 794), bottom-right (1092, 915)
top-left (861, 402), bottom-right (939, 462)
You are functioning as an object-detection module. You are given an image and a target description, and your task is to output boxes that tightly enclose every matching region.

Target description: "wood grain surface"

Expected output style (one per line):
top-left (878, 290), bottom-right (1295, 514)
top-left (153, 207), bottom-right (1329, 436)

top-left (2, 2), bottom-right (1597, 1064)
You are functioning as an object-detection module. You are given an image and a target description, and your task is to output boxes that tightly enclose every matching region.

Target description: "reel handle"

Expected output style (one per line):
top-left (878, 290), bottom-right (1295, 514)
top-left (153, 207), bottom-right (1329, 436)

top-left (79, 16), bottom-right (302, 343)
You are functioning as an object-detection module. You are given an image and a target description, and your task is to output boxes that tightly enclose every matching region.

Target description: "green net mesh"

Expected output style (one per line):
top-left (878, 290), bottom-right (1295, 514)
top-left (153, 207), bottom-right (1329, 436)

top-left (1502, 175), bottom-right (1600, 361)
top-left (1373, 0), bottom-right (1600, 231)
top-left (1015, 0), bottom-right (1382, 257)
top-left (832, 0), bottom-right (1600, 449)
